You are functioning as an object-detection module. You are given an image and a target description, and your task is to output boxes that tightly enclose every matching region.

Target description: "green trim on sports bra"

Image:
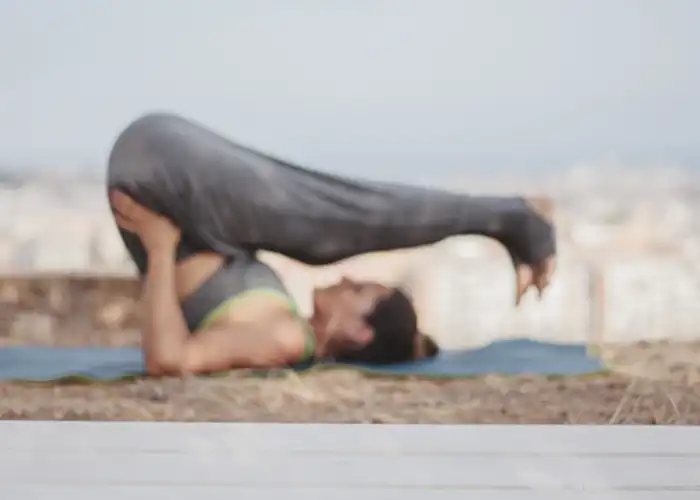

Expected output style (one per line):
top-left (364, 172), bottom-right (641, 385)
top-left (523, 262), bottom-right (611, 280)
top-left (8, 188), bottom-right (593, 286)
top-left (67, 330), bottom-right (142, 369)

top-left (196, 288), bottom-right (316, 362)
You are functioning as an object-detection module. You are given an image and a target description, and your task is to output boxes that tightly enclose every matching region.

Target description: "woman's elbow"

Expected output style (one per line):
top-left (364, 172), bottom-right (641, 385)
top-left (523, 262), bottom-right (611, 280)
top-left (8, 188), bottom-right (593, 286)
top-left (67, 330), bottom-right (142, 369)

top-left (269, 325), bottom-right (307, 366)
top-left (145, 352), bottom-right (186, 376)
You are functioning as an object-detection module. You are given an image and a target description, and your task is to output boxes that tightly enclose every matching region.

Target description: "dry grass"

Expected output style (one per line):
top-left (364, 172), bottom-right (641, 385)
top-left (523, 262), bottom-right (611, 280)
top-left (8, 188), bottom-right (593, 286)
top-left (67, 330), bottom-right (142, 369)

top-left (2, 367), bottom-right (700, 424)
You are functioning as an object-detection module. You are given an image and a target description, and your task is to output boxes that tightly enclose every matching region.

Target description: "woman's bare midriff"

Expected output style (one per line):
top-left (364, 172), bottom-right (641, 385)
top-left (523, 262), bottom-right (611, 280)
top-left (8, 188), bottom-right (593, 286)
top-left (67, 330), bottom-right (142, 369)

top-left (173, 252), bottom-right (226, 302)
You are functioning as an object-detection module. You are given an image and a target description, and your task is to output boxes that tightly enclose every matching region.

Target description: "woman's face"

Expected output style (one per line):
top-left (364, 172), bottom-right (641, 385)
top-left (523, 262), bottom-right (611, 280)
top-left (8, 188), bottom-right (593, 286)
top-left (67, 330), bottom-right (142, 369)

top-left (313, 277), bottom-right (392, 351)
top-left (313, 278), bottom-right (440, 363)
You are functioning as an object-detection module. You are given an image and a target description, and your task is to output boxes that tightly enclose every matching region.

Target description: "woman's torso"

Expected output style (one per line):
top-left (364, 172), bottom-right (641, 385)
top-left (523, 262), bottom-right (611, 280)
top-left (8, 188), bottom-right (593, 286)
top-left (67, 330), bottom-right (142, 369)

top-left (174, 252), bottom-right (315, 358)
top-left (173, 252), bottom-right (226, 303)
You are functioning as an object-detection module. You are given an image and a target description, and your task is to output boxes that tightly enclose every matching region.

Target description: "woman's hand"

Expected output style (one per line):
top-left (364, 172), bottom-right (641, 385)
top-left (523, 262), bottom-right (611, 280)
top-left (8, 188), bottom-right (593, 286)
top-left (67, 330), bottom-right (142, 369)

top-left (110, 190), bottom-right (181, 254)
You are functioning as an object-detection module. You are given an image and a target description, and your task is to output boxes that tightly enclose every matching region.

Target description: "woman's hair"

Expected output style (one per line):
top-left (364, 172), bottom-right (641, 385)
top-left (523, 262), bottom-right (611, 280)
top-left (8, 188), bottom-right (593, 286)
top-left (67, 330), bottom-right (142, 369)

top-left (335, 288), bottom-right (439, 365)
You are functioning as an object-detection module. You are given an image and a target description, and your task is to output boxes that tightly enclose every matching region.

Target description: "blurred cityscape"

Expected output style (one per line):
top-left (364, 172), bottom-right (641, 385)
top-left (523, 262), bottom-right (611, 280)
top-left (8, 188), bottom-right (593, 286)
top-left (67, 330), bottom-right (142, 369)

top-left (1, 162), bottom-right (697, 272)
top-left (1, 163), bottom-right (700, 345)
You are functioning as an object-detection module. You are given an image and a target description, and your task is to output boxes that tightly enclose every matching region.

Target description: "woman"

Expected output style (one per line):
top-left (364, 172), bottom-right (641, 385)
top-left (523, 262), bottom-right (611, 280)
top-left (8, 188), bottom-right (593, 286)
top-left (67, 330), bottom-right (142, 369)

top-left (108, 113), bottom-right (556, 376)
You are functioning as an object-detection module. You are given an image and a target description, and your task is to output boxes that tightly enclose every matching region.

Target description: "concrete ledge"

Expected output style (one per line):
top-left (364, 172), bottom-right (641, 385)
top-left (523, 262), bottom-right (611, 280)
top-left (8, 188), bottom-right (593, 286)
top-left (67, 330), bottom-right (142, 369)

top-left (0, 274), bottom-right (142, 347)
top-left (3, 423), bottom-right (699, 494)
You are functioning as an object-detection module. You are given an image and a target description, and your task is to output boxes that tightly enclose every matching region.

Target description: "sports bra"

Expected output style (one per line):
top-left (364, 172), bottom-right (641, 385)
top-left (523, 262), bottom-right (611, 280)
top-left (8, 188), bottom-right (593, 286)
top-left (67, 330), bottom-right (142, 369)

top-left (180, 255), bottom-right (316, 362)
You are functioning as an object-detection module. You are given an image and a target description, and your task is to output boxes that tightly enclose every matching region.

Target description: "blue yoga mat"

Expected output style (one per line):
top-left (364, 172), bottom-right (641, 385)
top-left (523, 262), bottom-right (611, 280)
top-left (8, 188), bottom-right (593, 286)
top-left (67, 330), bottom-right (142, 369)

top-left (0, 339), bottom-right (606, 382)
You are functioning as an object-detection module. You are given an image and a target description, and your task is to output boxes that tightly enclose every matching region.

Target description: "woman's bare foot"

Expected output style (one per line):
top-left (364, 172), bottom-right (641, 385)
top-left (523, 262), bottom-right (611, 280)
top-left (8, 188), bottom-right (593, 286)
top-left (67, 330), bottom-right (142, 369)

top-left (513, 196), bottom-right (557, 305)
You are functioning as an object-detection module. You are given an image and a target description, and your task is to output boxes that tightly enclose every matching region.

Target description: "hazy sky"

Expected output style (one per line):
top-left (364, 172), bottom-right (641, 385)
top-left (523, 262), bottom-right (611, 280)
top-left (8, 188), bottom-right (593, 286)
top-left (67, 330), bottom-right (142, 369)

top-left (1, 0), bottom-right (698, 181)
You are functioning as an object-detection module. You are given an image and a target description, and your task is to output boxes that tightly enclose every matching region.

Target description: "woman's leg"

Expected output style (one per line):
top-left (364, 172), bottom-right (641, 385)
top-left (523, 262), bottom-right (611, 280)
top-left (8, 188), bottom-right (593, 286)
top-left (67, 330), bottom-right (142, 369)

top-left (107, 113), bottom-right (555, 272)
top-left (106, 113), bottom-right (245, 275)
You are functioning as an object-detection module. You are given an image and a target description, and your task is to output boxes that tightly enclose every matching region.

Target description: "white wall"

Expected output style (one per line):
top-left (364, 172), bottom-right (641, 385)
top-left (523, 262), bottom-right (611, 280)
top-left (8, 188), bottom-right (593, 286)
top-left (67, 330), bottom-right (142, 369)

top-left (401, 240), bottom-right (593, 348)
top-left (601, 256), bottom-right (700, 342)
top-left (403, 244), bottom-right (700, 347)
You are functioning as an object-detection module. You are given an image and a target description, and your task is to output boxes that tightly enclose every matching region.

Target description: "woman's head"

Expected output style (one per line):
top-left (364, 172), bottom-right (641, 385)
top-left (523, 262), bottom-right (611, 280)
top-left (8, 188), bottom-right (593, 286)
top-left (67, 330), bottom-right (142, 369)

top-left (311, 277), bottom-right (439, 364)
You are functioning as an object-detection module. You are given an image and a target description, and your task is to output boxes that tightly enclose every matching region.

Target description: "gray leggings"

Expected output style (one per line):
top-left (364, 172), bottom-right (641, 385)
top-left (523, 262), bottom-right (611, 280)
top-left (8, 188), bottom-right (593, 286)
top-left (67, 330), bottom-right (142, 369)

top-left (107, 112), bottom-right (555, 277)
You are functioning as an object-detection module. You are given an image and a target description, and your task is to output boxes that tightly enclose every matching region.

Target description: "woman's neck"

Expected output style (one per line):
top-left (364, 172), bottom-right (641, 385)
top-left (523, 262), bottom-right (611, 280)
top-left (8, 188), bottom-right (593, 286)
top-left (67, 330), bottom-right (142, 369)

top-left (307, 312), bottom-right (333, 359)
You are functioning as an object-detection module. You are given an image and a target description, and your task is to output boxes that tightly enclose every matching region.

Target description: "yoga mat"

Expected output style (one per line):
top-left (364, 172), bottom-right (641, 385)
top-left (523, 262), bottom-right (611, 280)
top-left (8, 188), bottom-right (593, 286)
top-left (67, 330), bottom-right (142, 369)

top-left (0, 339), bottom-right (606, 382)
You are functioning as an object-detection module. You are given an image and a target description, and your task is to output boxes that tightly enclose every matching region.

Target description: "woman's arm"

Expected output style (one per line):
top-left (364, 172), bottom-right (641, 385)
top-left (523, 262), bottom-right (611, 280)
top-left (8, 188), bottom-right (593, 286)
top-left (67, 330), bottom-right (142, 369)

top-left (180, 314), bottom-right (308, 374)
top-left (142, 246), bottom-right (307, 376)
top-left (140, 248), bottom-right (190, 374)
top-left (111, 189), bottom-right (308, 375)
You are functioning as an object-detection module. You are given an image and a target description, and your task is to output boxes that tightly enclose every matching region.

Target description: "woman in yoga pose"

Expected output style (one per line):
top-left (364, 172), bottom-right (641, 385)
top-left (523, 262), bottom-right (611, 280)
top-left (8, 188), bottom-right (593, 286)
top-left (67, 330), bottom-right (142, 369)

top-left (108, 112), bottom-right (556, 376)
